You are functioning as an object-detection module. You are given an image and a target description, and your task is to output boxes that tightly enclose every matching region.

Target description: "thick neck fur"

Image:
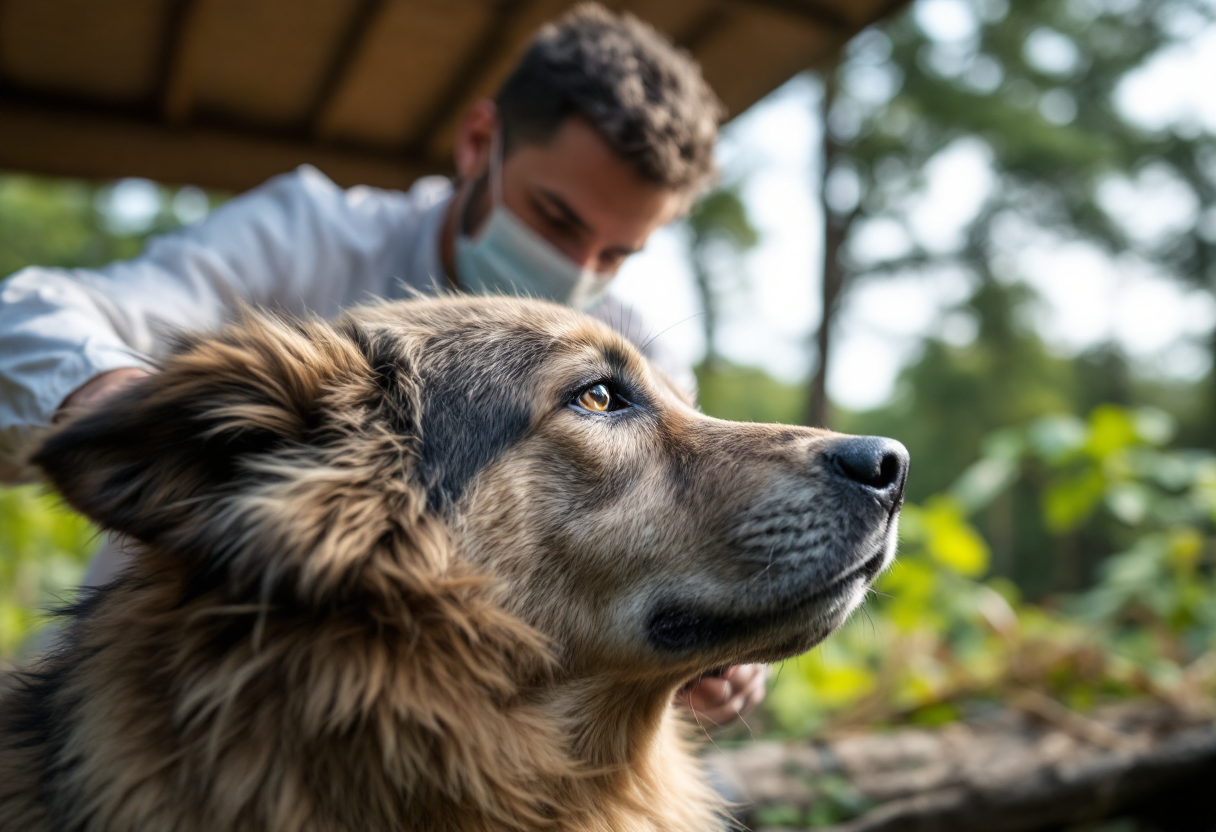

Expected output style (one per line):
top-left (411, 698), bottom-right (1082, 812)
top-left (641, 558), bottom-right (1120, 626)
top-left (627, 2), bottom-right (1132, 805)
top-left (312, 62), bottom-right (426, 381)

top-left (2, 544), bottom-right (723, 832)
top-left (535, 675), bottom-right (725, 830)
top-left (1, 310), bottom-right (727, 830)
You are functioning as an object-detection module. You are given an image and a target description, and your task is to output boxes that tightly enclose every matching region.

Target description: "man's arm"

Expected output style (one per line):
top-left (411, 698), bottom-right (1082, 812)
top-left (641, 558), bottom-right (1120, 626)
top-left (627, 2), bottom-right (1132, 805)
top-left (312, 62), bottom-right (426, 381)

top-left (0, 166), bottom-right (433, 482)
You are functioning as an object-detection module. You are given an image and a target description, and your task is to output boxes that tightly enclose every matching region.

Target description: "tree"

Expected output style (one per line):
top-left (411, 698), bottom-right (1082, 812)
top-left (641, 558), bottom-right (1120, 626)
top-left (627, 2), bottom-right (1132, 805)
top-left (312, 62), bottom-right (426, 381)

top-left (812, 0), bottom-right (1216, 429)
top-left (809, 68), bottom-right (850, 429)
top-left (684, 185), bottom-right (758, 374)
top-left (0, 173), bottom-right (212, 658)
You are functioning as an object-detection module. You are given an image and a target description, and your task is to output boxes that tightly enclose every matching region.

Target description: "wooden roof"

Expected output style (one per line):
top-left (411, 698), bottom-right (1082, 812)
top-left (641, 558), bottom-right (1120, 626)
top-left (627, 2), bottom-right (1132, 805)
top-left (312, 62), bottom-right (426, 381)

top-left (0, 0), bottom-right (905, 192)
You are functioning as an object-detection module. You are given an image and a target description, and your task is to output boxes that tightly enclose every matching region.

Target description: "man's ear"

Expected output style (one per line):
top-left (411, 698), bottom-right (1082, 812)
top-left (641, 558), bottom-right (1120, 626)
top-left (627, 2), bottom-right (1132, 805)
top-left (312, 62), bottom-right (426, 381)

top-left (31, 314), bottom-right (373, 553)
top-left (453, 99), bottom-right (498, 181)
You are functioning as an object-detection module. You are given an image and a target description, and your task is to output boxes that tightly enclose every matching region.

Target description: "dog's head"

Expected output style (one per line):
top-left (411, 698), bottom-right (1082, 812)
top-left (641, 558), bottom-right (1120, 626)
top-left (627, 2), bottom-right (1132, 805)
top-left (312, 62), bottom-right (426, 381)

top-left (34, 296), bottom-right (906, 686)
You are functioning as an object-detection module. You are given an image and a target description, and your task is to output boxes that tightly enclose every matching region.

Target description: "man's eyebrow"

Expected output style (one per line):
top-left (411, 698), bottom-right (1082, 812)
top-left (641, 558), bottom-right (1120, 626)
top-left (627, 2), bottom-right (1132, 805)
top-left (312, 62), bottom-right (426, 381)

top-left (534, 188), bottom-right (591, 232)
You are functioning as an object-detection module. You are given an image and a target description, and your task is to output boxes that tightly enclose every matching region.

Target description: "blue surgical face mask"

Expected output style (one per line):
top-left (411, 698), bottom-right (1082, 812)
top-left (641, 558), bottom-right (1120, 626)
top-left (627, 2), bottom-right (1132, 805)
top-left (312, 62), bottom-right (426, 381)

top-left (454, 133), bottom-right (613, 310)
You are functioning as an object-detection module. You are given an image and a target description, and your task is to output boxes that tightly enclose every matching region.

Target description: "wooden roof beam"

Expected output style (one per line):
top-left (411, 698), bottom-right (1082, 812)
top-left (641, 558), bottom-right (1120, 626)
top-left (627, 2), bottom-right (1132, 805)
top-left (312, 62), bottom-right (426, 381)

top-left (404, 0), bottom-right (535, 159)
top-left (159, 0), bottom-right (212, 125)
top-left (406, 0), bottom-right (880, 158)
top-left (676, 4), bottom-right (735, 53)
top-left (308, 0), bottom-right (390, 141)
top-left (1, 100), bottom-right (438, 192)
top-left (722, 0), bottom-right (852, 32)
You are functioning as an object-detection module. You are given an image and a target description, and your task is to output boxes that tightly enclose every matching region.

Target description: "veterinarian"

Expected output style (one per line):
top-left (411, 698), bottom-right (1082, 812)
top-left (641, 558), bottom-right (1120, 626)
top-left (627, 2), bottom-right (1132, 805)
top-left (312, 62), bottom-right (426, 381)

top-left (0, 3), bottom-right (765, 724)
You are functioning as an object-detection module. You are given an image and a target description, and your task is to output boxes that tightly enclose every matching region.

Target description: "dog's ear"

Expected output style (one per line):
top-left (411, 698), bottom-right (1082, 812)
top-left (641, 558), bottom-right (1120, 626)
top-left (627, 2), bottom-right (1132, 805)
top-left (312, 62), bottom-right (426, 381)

top-left (32, 314), bottom-right (421, 588)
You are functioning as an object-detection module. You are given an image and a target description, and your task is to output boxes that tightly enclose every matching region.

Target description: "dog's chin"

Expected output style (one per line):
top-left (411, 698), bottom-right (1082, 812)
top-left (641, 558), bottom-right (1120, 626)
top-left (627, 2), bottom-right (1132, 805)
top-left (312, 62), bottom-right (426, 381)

top-left (646, 541), bottom-right (891, 661)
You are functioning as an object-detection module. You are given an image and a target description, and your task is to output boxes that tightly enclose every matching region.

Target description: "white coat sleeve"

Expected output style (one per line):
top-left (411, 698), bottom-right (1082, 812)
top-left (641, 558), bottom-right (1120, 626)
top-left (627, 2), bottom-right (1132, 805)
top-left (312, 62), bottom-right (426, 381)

top-left (0, 165), bottom-right (418, 483)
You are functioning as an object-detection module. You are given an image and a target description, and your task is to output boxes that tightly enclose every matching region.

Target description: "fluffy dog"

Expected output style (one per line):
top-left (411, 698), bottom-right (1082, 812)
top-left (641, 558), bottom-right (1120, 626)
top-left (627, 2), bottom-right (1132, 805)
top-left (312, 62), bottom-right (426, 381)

top-left (0, 296), bottom-right (907, 831)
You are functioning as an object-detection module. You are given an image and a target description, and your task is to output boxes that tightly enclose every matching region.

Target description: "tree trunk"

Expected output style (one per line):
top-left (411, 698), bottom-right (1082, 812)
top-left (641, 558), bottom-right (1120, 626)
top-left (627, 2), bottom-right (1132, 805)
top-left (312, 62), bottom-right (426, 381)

top-left (692, 252), bottom-right (719, 374)
top-left (809, 68), bottom-right (847, 429)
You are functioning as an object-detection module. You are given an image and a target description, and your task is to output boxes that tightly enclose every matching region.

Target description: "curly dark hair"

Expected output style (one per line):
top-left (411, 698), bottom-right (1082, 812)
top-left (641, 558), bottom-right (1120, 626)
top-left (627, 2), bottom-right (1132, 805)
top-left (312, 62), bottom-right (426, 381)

top-left (495, 3), bottom-right (722, 193)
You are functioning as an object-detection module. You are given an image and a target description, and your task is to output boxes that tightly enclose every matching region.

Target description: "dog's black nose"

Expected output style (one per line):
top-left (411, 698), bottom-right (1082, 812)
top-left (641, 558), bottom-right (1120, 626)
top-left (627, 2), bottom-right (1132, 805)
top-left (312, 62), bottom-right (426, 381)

top-left (825, 436), bottom-right (909, 505)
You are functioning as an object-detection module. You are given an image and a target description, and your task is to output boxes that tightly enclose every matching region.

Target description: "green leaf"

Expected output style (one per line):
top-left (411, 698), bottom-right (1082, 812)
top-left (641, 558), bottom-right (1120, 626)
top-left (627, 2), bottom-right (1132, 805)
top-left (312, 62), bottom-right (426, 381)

top-left (1084, 405), bottom-right (1140, 460)
top-left (0, 485), bottom-right (95, 656)
top-left (919, 496), bottom-right (991, 577)
top-left (1043, 468), bottom-right (1106, 532)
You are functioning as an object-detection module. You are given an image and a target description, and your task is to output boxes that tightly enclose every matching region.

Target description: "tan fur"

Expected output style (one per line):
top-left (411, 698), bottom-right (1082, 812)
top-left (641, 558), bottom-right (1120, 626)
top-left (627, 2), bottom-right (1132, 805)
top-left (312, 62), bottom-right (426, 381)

top-left (0, 296), bottom-right (904, 831)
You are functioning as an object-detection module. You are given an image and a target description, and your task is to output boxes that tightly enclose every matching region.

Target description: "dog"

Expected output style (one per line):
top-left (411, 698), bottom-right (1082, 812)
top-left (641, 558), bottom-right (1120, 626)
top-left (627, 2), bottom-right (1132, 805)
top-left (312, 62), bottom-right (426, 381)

top-left (0, 296), bottom-right (907, 831)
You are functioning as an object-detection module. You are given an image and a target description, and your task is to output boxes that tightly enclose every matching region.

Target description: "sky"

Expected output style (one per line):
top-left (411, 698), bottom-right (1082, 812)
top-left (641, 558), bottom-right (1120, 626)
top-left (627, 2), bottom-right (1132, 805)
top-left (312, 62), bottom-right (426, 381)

top-left (611, 0), bottom-right (1216, 410)
top-left (102, 0), bottom-right (1216, 412)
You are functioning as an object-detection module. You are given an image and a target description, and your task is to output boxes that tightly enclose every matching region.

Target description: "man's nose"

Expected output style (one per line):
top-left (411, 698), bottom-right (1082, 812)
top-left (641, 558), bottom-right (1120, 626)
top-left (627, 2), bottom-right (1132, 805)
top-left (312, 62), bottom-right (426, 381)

top-left (565, 245), bottom-right (600, 273)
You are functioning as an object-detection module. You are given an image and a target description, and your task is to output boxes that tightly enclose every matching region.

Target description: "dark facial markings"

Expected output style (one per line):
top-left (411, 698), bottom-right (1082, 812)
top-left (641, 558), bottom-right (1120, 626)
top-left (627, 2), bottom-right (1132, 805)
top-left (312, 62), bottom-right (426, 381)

top-left (414, 327), bottom-right (556, 513)
top-left (646, 593), bottom-right (837, 656)
top-left (347, 317), bottom-right (660, 516)
top-left (339, 320), bottom-right (419, 439)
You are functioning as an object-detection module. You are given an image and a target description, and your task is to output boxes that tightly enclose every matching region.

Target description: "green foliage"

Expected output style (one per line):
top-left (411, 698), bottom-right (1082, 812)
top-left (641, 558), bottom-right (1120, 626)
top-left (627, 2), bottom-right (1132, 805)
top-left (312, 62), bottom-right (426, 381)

top-left (844, 279), bottom-right (1082, 501)
top-left (844, 278), bottom-right (1208, 597)
top-left (830, 0), bottom-right (1216, 517)
top-left (696, 363), bottom-right (805, 425)
top-left (834, 0), bottom-right (1215, 265)
top-left (0, 487), bottom-right (96, 657)
top-left (0, 172), bottom-right (222, 660)
top-left (687, 186), bottom-right (759, 251)
top-left (768, 404), bottom-right (1216, 736)
top-left (903, 496), bottom-right (990, 577)
top-left (0, 175), bottom-right (206, 277)
top-left (0, 176), bottom-right (121, 276)
top-left (752, 774), bottom-right (875, 828)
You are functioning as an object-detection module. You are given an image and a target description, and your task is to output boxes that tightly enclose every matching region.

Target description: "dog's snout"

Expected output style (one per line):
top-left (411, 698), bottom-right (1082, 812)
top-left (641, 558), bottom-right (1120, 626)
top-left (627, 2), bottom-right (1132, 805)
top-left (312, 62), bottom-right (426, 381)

top-left (826, 436), bottom-right (909, 504)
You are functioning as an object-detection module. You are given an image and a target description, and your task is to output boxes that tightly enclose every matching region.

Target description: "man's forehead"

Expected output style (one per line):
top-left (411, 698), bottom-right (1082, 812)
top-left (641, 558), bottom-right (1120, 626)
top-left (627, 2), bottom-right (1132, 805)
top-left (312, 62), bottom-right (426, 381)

top-left (507, 119), bottom-right (686, 235)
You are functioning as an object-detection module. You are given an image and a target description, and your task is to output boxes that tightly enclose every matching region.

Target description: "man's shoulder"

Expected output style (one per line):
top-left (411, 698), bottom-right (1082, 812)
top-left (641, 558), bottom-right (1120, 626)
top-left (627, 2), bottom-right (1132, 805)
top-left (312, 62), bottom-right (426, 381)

top-left (270, 166), bottom-right (453, 216)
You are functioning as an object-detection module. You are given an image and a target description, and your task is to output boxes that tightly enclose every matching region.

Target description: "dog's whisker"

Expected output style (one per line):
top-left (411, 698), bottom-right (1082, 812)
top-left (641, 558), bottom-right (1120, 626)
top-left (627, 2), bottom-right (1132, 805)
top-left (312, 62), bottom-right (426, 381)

top-left (690, 704), bottom-right (725, 750)
top-left (859, 604), bottom-right (878, 638)
top-left (735, 708), bottom-right (755, 740)
top-left (640, 311), bottom-right (705, 353)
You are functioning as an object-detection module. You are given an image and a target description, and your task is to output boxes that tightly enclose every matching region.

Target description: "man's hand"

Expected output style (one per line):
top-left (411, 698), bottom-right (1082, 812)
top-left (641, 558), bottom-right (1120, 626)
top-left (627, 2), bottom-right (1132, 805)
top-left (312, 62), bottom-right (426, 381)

top-left (56, 367), bottom-right (151, 422)
top-left (675, 663), bottom-right (768, 727)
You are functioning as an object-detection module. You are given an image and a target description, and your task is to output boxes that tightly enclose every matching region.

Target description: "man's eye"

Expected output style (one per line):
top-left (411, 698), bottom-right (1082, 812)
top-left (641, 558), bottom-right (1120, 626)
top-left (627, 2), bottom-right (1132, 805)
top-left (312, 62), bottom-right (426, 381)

top-left (544, 214), bottom-right (577, 238)
top-left (575, 383), bottom-right (625, 413)
top-left (598, 253), bottom-right (625, 274)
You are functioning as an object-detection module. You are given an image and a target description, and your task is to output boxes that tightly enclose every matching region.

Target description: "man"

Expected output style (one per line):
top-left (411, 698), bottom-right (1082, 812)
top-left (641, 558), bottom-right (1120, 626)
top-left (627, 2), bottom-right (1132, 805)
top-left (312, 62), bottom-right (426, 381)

top-left (0, 3), bottom-right (764, 723)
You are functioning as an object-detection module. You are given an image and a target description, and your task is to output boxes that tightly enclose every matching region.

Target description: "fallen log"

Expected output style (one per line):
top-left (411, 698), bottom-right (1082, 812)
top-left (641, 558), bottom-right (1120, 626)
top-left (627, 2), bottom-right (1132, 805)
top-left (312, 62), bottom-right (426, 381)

top-left (708, 701), bottom-right (1216, 831)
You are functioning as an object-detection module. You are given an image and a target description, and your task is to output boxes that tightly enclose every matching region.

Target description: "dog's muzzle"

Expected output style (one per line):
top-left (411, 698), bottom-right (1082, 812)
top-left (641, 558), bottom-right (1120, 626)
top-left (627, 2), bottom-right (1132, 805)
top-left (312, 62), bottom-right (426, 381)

top-left (645, 435), bottom-right (909, 656)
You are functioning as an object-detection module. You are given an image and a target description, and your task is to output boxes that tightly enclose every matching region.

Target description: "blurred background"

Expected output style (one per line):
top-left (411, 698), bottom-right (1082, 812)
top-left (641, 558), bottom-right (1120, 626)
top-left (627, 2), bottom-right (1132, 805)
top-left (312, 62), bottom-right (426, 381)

top-left (3, 0), bottom-right (1216, 828)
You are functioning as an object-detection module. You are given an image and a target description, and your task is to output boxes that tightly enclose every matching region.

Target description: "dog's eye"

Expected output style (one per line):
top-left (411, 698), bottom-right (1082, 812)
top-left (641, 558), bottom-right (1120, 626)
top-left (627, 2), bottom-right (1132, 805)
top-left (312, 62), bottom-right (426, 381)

top-left (575, 383), bottom-right (625, 413)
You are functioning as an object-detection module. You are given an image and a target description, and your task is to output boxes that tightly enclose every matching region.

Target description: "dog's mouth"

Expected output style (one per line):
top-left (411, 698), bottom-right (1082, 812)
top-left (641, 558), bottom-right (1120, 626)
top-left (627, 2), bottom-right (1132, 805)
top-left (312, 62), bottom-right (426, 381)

top-left (645, 535), bottom-right (893, 658)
